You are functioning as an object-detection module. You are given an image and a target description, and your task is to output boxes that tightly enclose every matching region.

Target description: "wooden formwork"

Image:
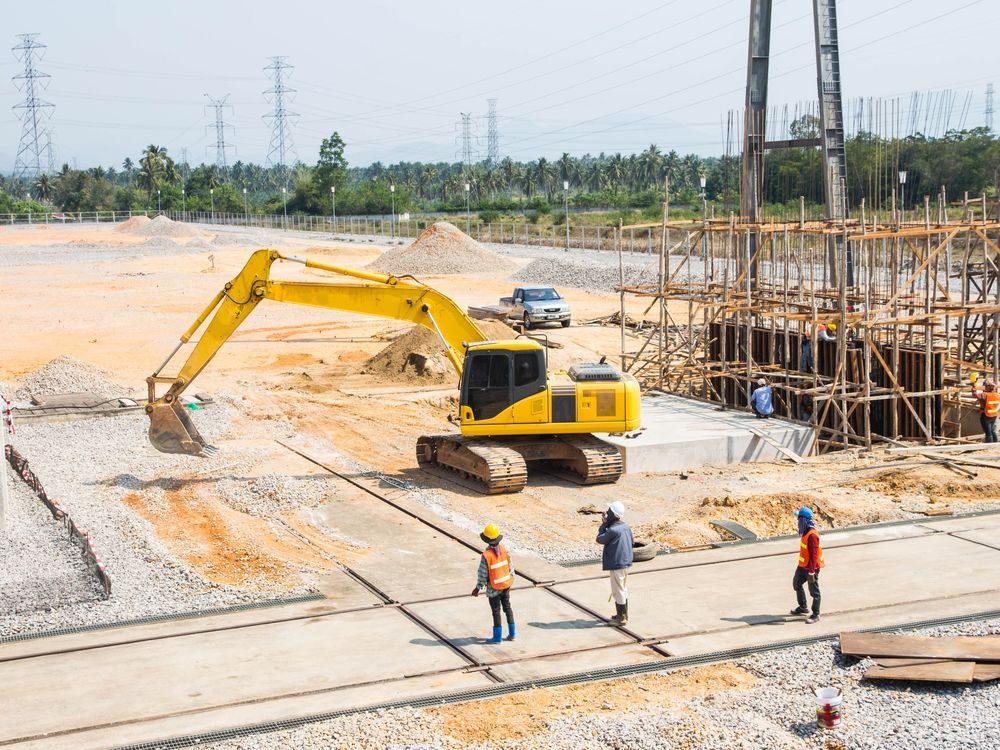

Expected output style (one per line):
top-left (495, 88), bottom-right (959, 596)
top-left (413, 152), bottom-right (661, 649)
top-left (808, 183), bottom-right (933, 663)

top-left (614, 196), bottom-right (1000, 452)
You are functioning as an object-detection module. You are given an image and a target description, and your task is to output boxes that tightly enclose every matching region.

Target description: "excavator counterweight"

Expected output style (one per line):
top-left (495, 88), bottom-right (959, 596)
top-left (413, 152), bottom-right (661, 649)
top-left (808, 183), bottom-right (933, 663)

top-left (145, 249), bottom-right (641, 493)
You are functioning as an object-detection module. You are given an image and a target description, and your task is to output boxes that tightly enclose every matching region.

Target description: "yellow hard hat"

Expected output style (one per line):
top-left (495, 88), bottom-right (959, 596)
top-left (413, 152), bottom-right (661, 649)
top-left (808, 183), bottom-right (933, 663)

top-left (971, 371), bottom-right (980, 384)
top-left (481, 524), bottom-right (502, 543)
top-left (826, 323), bottom-right (837, 333)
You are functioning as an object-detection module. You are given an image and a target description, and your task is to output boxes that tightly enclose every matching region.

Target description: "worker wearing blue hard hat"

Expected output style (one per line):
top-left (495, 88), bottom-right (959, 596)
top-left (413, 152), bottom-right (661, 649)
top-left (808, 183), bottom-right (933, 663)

top-left (790, 507), bottom-right (825, 624)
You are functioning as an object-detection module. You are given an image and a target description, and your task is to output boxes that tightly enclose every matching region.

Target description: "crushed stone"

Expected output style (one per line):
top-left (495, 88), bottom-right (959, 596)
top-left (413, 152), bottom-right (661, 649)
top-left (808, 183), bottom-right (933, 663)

top-left (13, 355), bottom-right (129, 401)
top-left (368, 221), bottom-right (515, 276)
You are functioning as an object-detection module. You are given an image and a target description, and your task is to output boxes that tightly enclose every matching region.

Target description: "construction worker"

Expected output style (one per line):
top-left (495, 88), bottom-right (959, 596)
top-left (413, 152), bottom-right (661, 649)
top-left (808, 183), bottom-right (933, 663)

top-left (471, 524), bottom-right (515, 643)
top-left (970, 373), bottom-right (1000, 443)
top-left (750, 377), bottom-right (774, 419)
top-left (596, 501), bottom-right (634, 625)
top-left (801, 322), bottom-right (836, 372)
top-left (790, 507), bottom-right (825, 624)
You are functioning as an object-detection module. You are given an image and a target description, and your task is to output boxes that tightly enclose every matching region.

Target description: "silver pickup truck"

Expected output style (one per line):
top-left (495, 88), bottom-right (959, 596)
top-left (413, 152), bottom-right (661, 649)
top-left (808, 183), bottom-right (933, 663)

top-left (500, 285), bottom-right (571, 329)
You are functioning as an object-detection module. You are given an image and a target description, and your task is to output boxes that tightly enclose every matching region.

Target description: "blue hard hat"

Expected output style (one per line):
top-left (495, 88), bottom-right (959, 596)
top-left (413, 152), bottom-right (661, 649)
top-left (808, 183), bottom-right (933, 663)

top-left (795, 507), bottom-right (814, 519)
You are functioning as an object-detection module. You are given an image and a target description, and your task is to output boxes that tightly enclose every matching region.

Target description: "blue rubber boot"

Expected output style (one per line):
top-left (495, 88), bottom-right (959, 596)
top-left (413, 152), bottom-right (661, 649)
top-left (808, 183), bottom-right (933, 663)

top-left (488, 626), bottom-right (503, 644)
top-left (506, 623), bottom-right (516, 641)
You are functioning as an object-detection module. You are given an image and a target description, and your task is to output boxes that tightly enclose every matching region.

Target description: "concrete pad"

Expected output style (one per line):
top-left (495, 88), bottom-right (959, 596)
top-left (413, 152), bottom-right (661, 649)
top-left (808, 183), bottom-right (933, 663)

top-left (952, 528), bottom-right (1000, 551)
top-left (9, 670), bottom-right (494, 750)
top-left (406, 587), bottom-right (634, 665)
top-left (0, 607), bottom-right (469, 745)
top-left (488, 643), bottom-right (662, 683)
top-left (917, 511), bottom-right (1000, 533)
top-left (600, 393), bottom-right (815, 474)
top-left (552, 534), bottom-right (1000, 650)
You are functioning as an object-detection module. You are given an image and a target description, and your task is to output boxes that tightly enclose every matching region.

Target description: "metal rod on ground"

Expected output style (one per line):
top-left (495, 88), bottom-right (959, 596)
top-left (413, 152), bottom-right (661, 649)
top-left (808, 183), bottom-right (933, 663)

top-left (0, 403), bottom-right (8, 528)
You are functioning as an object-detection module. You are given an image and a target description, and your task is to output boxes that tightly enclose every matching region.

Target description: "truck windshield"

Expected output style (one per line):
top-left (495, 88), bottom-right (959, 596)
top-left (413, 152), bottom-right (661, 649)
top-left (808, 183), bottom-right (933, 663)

top-left (523, 288), bottom-right (560, 301)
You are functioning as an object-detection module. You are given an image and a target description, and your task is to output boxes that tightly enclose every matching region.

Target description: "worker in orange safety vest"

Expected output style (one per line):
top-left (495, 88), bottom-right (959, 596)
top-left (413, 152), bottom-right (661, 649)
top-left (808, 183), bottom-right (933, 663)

top-left (471, 523), bottom-right (515, 643)
top-left (790, 507), bottom-right (825, 624)
top-left (970, 373), bottom-right (1000, 443)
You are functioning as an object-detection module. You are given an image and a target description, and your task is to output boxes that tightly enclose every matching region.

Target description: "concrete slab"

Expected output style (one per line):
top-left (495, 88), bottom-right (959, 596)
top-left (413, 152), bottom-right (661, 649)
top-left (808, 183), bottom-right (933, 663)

top-left (952, 528), bottom-right (1000, 551)
top-left (488, 643), bottom-right (662, 683)
top-left (9, 670), bottom-right (494, 750)
top-left (406, 588), bottom-right (634, 667)
top-left (599, 393), bottom-right (815, 474)
top-left (552, 533), bottom-right (1000, 651)
top-left (917, 511), bottom-right (1000, 533)
top-left (0, 607), bottom-right (469, 745)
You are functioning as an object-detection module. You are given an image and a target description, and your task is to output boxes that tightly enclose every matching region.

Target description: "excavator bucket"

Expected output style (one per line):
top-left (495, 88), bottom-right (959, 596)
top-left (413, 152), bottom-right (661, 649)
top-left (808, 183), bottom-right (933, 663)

top-left (147, 401), bottom-right (216, 457)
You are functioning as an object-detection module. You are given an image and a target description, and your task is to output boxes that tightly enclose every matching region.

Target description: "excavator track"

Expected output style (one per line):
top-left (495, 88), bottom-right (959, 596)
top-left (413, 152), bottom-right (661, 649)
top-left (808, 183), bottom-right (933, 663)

top-left (546, 434), bottom-right (624, 485)
top-left (416, 435), bottom-right (528, 494)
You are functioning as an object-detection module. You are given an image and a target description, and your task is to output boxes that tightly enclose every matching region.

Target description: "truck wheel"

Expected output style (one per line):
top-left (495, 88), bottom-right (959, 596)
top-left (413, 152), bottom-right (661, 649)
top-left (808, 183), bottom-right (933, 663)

top-left (523, 313), bottom-right (533, 330)
top-left (561, 319), bottom-right (571, 328)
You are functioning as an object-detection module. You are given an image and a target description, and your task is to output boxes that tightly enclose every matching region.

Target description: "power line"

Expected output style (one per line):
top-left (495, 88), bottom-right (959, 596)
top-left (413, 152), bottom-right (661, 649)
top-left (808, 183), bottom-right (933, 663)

top-left (204, 93), bottom-right (234, 176)
top-left (457, 113), bottom-right (477, 175)
top-left (12, 33), bottom-right (55, 181)
top-left (263, 56), bottom-right (298, 185)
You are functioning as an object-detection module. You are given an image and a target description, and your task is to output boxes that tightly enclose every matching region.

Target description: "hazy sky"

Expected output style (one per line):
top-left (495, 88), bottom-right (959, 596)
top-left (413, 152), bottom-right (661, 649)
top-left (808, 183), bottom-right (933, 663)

top-left (1, 0), bottom-right (997, 172)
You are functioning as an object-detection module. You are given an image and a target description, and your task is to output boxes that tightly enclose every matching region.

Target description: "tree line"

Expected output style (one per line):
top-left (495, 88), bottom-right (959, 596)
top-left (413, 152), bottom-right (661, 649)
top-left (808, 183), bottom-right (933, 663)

top-left (1, 118), bottom-right (997, 221)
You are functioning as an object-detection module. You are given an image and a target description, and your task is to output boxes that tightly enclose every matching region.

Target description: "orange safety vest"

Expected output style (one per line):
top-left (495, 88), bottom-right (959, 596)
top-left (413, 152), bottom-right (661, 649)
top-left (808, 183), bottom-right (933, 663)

top-left (798, 528), bottom-right (826, 569)
top-left (483, 545), bottom-right (513, 590)
top-left (984, 392), bottom-right (1000, 419)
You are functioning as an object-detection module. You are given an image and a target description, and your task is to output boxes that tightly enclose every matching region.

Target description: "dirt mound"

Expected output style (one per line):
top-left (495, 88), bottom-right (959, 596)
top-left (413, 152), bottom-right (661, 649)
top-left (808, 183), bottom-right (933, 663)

top-left (363, 319), bottom-right (514, 384)
top-left (14, 355), bottom-right (128, 401)
top-left (114, 215), bottom-right (151, 233)
top-left (852, 469), bottom-right (1000, 504)
top-left (367, 221), bottom-right (515, 276)
top-left (136, 215), bottom-right (202, 238)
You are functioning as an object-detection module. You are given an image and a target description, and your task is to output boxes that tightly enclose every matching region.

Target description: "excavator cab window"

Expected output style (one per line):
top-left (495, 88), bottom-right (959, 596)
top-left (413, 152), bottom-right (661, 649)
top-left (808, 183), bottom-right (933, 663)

top-left (463, 352), bottom-right (512, 421)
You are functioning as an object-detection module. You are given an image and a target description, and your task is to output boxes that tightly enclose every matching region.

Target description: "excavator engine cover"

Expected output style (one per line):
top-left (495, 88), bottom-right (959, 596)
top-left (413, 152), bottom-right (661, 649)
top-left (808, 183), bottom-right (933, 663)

top-left (148, 400), bottom-right (214, 456)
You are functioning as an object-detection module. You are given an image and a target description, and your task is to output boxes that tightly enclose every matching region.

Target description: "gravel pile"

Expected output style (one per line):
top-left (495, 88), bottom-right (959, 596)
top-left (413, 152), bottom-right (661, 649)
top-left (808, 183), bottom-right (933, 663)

top-left (368, 222), bottom-right (515, 276)
top-left (217, 472), bottom-right (332, 517)
top-left (0, 466), bottom-right (100, 616)
top-left (13, 354), bottom-right (128, 401)
top-left (114, 215), bottom-right (151, 233)
top-left (0, 405), bottom-right (317, 638)
top-left (199, 618), bottom-right (1000, 750)
top-left (140, 236), bottom-right (180, 251)
top-left (127, 215), bottom-right (203, 239)
top-left (512, 256), bottom-right (656, 293)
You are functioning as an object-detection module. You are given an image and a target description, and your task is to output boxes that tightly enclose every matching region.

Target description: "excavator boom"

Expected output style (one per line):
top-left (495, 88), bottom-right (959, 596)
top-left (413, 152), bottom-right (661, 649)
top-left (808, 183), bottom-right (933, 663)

top-left (147, 249), bottom-right (485, 456)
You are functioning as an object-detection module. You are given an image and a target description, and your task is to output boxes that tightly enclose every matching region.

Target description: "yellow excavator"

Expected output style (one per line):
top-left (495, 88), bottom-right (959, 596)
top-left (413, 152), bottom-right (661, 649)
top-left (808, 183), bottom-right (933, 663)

top-left (146, 249), bottom-right (641, 493)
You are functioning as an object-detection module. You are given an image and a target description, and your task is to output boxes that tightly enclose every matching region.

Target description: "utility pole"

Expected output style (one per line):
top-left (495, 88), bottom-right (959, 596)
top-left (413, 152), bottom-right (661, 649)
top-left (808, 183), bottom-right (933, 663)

top-left (563, 180), bottom-right (570, 251)
top-left (204, 93), bottom-right (234, 179)
top-left (263, 56), bottom-right (298, 192)
top-left (12, 33), bottom-right (55, 182)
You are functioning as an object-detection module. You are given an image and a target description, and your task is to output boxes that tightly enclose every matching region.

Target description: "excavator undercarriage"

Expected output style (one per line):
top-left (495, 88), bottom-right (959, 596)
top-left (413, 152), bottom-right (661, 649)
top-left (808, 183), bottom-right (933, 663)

top-left (415, 433), bottom-right (623, 494)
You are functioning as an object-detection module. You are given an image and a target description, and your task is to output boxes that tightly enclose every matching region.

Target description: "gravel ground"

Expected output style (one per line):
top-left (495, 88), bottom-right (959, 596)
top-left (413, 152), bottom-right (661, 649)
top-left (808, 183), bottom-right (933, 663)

top-left (198, 618), bottom-right (1000, 750)
top-left (0, 406), bottom-right (317, 638)
top-left (14, 354), bottom-right (127, 401)
top-left (0, 465), bottom-right (101, 617)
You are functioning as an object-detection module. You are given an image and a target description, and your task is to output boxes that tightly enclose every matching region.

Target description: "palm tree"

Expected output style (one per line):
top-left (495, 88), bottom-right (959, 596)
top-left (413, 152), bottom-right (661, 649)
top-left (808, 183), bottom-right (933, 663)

top-left (32, 174), bottom-right (53, 203)
top-left (138, 145), bottom-right (168, 196)
top-left (121, 157), bottom-right (135, 186)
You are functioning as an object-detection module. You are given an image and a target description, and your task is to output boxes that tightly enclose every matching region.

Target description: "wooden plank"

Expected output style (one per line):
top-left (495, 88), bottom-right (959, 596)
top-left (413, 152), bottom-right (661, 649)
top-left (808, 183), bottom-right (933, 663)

top-left (840, 632), bottom-right (1000, 662)
top-left (888, 443), bottom-right (1000, 455)
top-left (744, 426), bottom-right (804, 463)
top-left (973, 664), bottom-right (1000, 682)
top-left (864, 661), bottom-right (975, 683)
top-left (875, 657), bottom-right (950, 667)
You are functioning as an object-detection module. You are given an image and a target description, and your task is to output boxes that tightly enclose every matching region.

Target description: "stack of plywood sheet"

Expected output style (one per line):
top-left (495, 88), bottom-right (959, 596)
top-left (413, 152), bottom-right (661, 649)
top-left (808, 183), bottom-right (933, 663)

top-left (840, 632), bottom-right (1000, 683)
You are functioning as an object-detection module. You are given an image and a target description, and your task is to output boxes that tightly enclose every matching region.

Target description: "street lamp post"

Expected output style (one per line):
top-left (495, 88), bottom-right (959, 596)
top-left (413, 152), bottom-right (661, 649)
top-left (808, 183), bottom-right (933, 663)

top-left (26, 192), bottom-right (31, 225)
top-left (898, 171), bottom-right (907, 226)
top-left (182, 188), bottom-right (186, 221)
top-left (699, 175), bottom-right (708, 222)
top-left (210, 188), bottom-right (215, 224)
top-left (243, 188), bottom-right (248, 226)
top-left (282, 187), bottom-right (288, 231)
top-left (464, 182), bottom-right (471, 234)
top-left (389, 183), bottom-right (396, 239)
top-left (157, 189), bottom-right (161, 214)
top-left (563, 180), bottom-right (570, 252)
top-left (330, 185), bottom-right (336, 234)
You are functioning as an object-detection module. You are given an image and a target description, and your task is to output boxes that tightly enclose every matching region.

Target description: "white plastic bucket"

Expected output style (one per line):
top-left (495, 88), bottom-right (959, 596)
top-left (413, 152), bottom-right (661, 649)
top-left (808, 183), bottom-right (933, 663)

top-left (814, 687), bottom-right (843, 729)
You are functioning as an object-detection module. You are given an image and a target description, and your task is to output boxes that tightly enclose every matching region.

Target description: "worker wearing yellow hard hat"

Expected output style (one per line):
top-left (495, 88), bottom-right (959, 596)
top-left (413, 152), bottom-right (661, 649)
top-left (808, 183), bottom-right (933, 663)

top-left (471, 523), bottom-right (516, 643)
top-left (801, 320), bottom-right (837, 371)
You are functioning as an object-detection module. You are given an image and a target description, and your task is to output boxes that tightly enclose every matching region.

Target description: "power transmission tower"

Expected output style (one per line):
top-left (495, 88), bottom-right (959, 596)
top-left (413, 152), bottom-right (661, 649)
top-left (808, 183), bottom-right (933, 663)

top-left (11, 33), bottom-right (55, 182)
top-left (263, 56), bottom-right (298, 187)
top-left (987, 83), bottom-right (995, 132)
top-left (457, 113), bottom-right (477, 176)
top-left (204, 93), bottom-right (234, 177)
top-left (486, 99), bottom-right (500, 167)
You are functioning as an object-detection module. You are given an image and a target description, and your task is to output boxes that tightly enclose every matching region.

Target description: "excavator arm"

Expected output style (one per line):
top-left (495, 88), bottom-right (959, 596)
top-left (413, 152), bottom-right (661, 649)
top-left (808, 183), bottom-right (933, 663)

top-left (147, 248), bottom-right (486, 456)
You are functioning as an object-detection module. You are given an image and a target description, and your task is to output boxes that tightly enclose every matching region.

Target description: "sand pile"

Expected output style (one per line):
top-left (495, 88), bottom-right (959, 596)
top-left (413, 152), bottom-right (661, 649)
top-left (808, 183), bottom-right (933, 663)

top-left (367, 222), bottom-right (515, 276)
top-left (363, 319), bottom-right (514, 384)
top-left (114, 215), bottom-right (151, 233)
top-left (14, 355), bottom-right (128, 401)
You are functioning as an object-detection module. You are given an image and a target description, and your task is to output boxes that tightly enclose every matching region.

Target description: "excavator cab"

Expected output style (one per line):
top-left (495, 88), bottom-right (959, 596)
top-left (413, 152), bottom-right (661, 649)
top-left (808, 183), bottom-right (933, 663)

top-left (460, 344), bottom-right (546, 423)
